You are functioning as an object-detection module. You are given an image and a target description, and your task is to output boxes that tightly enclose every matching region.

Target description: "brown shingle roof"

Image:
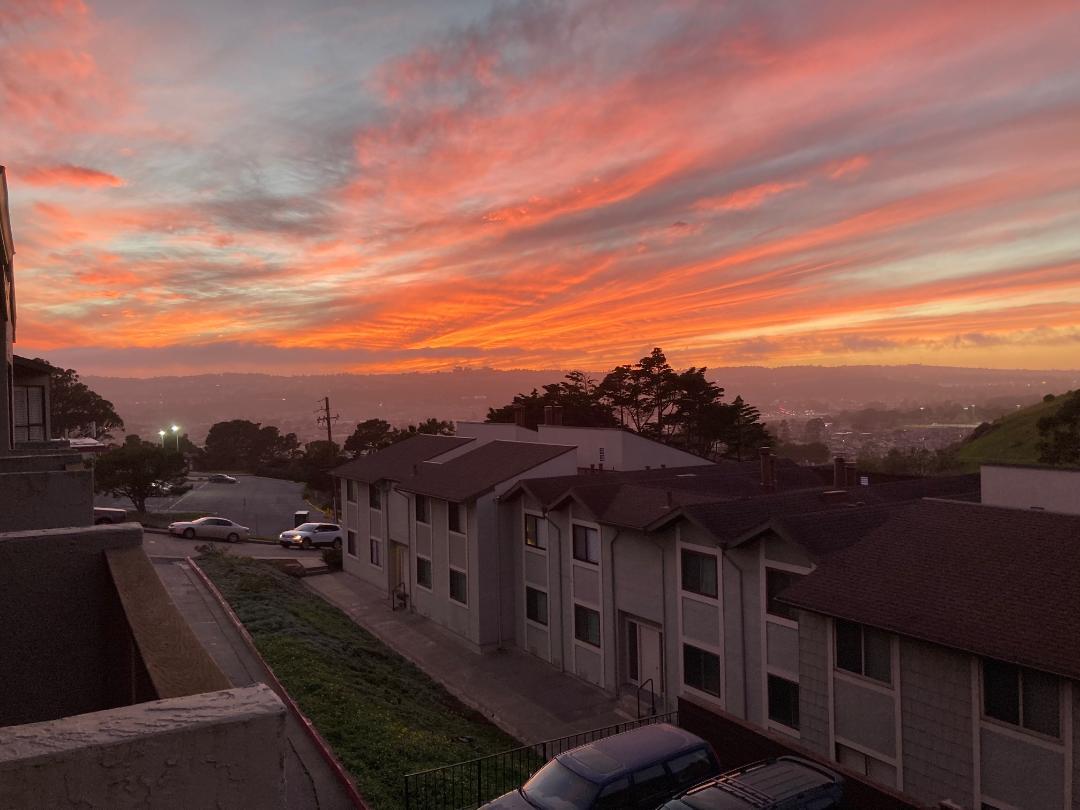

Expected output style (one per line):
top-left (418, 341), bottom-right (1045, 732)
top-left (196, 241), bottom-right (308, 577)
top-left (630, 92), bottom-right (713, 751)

top-left (396, 441), bottom-right (575, 502)
top-left (780, 499), bottom-right (1080, 680)
top-left (332, 435), bottom-right (473, 484)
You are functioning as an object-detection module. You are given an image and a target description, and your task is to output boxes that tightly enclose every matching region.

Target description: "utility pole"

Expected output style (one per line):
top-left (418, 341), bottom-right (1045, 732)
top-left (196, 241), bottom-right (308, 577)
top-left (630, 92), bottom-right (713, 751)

top-left (316, 397), bottom-right (340, 521)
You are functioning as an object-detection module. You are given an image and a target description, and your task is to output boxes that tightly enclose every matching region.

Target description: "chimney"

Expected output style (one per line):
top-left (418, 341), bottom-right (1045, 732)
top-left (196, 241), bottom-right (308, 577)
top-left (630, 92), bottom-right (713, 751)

top-left (513, 404), bottom-right (527, 427)
top-left (760, 447), bottom-right (776, 492)
top-left (542, 405), bottom-right (554, 425)
top-left (845, 461), bottom-right (858, 487)
top-left (550, 405), bottom-right (564, 426)
top-left (833, 456), bottom-right (846, 488)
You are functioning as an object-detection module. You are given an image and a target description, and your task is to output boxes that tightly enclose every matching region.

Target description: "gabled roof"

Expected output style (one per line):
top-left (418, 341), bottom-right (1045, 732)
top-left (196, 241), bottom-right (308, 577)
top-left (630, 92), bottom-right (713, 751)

top-left (396, 440), bottom-right (575, 502)
top-left (551, 482), bottom-right (720, 530)
top-left (648, 473), bottom-right (980, 545)
top-left (780, 499), bottom-right (1080, 680)
top-left (332, 434), bottom-right (473, 484)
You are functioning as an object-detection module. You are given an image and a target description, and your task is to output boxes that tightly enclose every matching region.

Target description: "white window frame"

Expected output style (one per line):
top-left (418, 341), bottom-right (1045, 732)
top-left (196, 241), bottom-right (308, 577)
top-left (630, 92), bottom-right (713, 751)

top-left (571, 522), bottom-right (600, 565)
top-left (346, 529), bottom-right (358, 559)
top-left (758, 543), bottom-right (812, 733)
top-left (448, 565), bottom-right (468, 605)
top-left (676, 528), bottom-right (724, 708)
top-left (569, 511), bottom-right (604, 681)
top-left (766, 671), bottom-right (801, 738)
top-left (525, 585), bottom-right (549, 629)
top-left (979, 658), bottom-right (1065, 744)
top-left (524, 510), bottom-right (546, 551)
top-left (369, 536), bottom-right (382, 569)
top-left (447, 500), bottom-right (466, 536)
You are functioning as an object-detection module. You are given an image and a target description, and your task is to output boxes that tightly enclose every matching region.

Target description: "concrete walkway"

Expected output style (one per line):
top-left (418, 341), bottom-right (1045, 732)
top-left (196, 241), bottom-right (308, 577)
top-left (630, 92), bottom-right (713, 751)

top-left (155, 560), bottom-right (356, 810)
top-left (306, 572), bottom-right (632, 744)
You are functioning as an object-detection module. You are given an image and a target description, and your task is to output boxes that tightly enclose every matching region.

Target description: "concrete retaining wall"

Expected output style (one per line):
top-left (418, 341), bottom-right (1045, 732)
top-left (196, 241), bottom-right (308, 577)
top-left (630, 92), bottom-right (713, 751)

top-left (0, 685), bottom-right (287, 809)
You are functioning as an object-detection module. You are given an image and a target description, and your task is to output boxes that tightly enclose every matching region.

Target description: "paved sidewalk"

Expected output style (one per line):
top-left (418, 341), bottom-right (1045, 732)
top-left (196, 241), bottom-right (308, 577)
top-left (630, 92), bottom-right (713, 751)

top-left (155, 560), bottom-right (356, 810)
top-left (306, 572), bottom-right (631, 744)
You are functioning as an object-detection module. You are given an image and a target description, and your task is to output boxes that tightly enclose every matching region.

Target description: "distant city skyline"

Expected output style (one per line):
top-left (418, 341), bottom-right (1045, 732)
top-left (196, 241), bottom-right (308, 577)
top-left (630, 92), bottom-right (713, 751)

top-left (2, 0), bottom-right (1080, 376)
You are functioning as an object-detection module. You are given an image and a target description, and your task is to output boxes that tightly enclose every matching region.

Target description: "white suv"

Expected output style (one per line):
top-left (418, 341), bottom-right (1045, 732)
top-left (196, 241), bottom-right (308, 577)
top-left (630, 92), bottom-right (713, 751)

top-left (279, 523), bottom-right (343, 550)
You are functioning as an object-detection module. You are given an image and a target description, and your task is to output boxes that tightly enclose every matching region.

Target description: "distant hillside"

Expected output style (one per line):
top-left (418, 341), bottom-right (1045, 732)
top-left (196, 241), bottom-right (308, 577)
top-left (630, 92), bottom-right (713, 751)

top-left (956, 394), bottom-right (1072, 467)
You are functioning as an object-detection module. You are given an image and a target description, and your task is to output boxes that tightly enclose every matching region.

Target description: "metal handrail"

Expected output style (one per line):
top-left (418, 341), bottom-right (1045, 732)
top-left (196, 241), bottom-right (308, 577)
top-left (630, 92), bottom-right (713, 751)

top-left (636, 677), bottom-right (657, 719)
top-left (392, 580), bottom-right (407, 611)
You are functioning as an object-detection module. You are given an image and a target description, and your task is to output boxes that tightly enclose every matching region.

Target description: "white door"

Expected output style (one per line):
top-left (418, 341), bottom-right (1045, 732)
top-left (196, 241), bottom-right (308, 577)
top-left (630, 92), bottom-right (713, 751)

top-left (639, 624), bottom-right (663, 696)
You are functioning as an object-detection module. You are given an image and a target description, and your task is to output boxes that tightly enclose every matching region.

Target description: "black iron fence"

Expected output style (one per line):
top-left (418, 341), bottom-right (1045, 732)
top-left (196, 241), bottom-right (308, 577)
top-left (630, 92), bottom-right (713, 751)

top-left (403, 712), bottom-right (679, 809)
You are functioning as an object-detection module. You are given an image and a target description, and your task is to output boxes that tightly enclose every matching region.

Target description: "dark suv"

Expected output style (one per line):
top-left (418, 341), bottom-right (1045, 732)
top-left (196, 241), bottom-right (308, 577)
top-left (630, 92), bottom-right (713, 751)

top-left (659, 756), bottom-right (843, 809)
top-left (483, 723), bottom-right (719, 809)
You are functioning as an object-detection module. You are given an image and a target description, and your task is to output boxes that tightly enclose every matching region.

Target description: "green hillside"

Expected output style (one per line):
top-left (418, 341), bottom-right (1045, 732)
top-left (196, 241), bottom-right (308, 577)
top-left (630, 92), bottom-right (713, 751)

top-left (955, 394), bottom-right (1070, 467)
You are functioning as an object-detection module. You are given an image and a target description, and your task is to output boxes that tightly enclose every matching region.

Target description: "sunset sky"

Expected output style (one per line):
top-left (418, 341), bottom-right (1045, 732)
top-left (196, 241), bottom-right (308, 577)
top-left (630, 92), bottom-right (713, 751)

top-left (2, 0), bottom-right (1079, 376)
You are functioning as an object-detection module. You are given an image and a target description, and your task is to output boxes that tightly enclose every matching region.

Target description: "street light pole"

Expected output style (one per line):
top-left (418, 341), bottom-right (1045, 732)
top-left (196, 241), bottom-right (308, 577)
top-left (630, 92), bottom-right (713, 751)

top-left (171, 425), bottom-right (180, 452)
top-left (158, 429), bottom-right (166, 447)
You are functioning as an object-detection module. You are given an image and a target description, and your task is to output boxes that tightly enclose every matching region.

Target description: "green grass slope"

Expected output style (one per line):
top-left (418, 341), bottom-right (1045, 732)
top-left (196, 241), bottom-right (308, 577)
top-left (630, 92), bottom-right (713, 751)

top-left (956, 394), bottom-right (1068, 467)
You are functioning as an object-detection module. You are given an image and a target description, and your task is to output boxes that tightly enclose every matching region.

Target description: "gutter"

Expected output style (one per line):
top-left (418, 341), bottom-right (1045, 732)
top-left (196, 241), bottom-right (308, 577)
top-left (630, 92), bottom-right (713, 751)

top-left (545, 514), bottom-right (566, 673)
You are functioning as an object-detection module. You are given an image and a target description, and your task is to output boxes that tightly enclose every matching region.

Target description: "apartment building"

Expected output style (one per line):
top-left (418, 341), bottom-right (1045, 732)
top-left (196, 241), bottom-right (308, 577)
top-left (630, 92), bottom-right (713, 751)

top-left (782, 499), bottom-right (1080, 810)
top-left (333, 423), bottom-right (714, 650)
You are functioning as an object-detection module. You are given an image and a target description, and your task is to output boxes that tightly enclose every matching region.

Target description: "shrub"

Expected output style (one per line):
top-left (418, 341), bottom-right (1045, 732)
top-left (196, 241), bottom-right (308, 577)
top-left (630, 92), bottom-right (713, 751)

top-left (321, 547), bottom-right (343, 571)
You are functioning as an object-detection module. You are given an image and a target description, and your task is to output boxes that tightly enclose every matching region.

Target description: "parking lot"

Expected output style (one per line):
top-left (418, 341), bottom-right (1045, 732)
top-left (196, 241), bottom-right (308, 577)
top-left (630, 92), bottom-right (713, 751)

top-left (95, 474), bottom-right (330, 540)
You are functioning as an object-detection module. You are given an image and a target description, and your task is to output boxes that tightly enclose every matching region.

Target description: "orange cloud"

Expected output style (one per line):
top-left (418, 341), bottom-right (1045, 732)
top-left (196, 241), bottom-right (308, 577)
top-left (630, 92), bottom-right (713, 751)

top-left (20, 164), bottom-right (124, 188)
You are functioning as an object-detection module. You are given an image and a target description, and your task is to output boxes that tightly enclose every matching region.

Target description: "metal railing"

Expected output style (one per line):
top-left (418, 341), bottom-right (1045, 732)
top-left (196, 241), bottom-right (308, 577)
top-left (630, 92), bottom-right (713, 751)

top-left (636, 678), bottom-right (656, 719)
top-left (403, 711), bottom-right (678, 809)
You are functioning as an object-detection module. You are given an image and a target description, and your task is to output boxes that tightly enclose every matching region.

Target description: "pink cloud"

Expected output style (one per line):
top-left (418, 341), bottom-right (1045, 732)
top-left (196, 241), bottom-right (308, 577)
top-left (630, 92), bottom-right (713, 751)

top-left (20, 164), bottom-right (124, 188)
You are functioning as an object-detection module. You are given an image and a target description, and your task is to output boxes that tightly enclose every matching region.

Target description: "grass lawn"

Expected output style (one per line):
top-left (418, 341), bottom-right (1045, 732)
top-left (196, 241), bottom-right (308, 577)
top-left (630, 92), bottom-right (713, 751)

top-left (955, 394), bottom-right (1071, 468)
top-left (197, 551), bottom-right (521, 808)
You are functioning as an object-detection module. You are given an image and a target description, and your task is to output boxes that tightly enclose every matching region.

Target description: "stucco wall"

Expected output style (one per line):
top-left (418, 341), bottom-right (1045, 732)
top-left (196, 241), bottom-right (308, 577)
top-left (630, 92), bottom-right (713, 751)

top-left (0, 467), bottom-right (92, 532)
top-left (0, 523), bottom-right (144, 726)
top-left (898, 638), bottom-right (974, 807)
top-left (981, 464), bottom-right (1080, 515)
top-left (0, 684), bottom-right (286, 809)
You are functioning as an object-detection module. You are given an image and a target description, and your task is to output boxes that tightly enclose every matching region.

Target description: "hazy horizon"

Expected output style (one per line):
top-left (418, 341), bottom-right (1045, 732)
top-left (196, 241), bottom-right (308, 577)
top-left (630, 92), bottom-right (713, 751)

top-left (4, 1), bottom-right (1080, 376)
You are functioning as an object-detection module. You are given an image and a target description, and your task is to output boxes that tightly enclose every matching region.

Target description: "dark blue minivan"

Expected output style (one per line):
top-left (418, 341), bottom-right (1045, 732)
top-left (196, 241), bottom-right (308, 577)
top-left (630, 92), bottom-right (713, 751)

top-left (482, 723), bottom-right (720, 809)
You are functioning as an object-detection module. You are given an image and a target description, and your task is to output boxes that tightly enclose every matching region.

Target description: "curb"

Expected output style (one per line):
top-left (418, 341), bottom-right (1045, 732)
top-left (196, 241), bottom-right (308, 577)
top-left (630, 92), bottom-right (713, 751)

top-left (186, 557), bottom-right (369, 810)
top-left (140, 525), bottom-right (279, 545)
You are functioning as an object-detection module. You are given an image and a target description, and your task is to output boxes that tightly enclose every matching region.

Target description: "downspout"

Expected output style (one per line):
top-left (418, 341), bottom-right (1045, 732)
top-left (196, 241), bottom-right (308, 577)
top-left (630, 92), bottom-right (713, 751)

top-left (546, 515), bottom-right (566, 673)
top-left (725, 550), bottom-right (751, 720)
top-left (494, 495), bottom-right (504, 649)
top-left (647, 536), bottom-right (668, 711)
top-left (609, 528), bottom-right (622, 697)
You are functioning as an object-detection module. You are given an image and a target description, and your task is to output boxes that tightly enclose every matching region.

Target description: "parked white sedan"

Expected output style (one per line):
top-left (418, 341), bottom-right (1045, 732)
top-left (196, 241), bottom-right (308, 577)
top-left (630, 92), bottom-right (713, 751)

top-left (279, 522), bottom-right (343, 550)
top-left (169, 516), bottom-right (250, 542)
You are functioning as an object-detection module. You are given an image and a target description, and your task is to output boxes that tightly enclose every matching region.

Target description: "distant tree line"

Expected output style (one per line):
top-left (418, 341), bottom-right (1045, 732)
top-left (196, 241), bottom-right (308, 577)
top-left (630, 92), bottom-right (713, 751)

top-left (1038, 390), bottom-right (1080, 465)
top-left (484, 348), bottom-right (770, 459)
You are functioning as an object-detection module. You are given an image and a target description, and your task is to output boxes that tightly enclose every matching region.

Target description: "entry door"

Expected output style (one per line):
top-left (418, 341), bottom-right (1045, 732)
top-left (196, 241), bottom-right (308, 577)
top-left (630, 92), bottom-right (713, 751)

top-left (628, 620), bottom-right (664, 695)
top-left (390, 543), bottom-right (409, 594)
top-left (639, 624), bottom-right (663, 695)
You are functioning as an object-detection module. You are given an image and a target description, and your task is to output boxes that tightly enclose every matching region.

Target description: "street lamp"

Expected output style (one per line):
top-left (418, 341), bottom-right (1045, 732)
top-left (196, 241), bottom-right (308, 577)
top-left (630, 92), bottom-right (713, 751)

top-left (171, 424), bottom-right (181, 452)
top-left (158, 429), bottom-right (166, 447)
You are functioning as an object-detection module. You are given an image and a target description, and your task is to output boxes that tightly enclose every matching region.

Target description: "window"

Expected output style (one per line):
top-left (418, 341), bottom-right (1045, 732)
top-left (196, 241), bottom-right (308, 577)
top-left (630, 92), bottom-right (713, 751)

top-left (667, 749), bottom-right (715, 790)
top-left (835, 620), bottom-right (891, 684)
top-left (835, 743), bottom-right (895, 786)
top-left (572, 524), bottom-right (599, 564)
top-left (767, 674), bottom-right (800, 730)
top-left (525, 514), bottom-right (545, 549)
top-left (346, 530), bottom-right (356, 556)
top-left (369, 538), bottom-right (381, 567)
top-left (368, 485), bottom-right (381, 510)
top-left (630, 764), bottom-right (671, 806)
top-left (12, 385), bottom-right (45, 443)
top-left (574, 605), bottom-right (600, 646)
top-left (416, 556), bottom-right (432, 589)
top-left (448, 501), bottom-right (464, 534)
top-left (346, 480), bottom-right (357, 503)
top-left (765, 568), bottom-right (800, 621)
top-left (449, 568), bottom-right (467, 604)
top-left (526, 587), bottom-right (548, 626)
top-left (415, 494), bottom-right (429, 524)
top-left (683, 644), bottom-right (720, 696)
top-left (681, 549), bottom-right (717, 598)
top-left (983, 659), bottom-right (1060, 737)
top-left (594, 777), bottom-right (629, 809)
